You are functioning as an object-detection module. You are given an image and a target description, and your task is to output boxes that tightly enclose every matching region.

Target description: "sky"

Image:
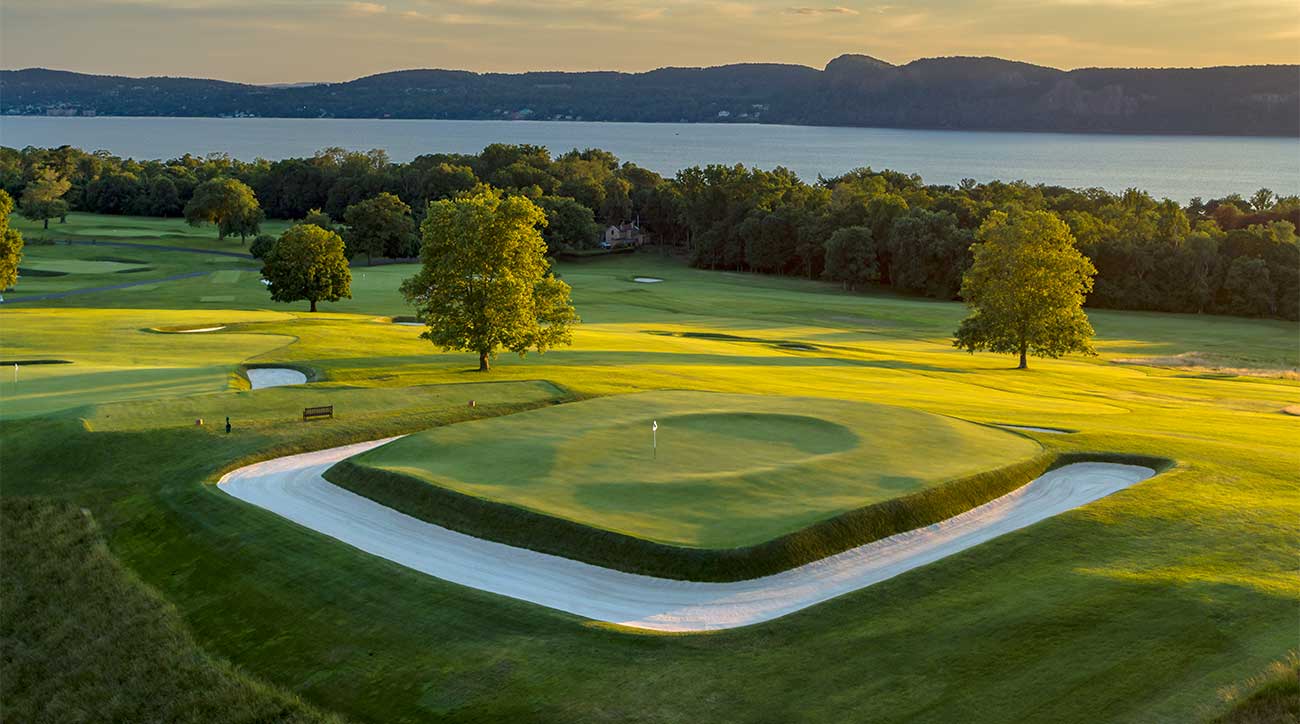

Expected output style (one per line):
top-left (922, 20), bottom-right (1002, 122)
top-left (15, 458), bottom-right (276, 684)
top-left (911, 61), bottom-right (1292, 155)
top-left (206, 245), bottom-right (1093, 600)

top-left (2, 0), bottom-right (1297, 84)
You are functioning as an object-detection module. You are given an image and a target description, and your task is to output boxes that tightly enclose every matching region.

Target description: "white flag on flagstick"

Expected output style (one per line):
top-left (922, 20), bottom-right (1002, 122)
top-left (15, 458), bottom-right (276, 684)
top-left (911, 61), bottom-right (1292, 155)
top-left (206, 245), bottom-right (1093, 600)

top-left (652, 420), bottom-right (658, 432)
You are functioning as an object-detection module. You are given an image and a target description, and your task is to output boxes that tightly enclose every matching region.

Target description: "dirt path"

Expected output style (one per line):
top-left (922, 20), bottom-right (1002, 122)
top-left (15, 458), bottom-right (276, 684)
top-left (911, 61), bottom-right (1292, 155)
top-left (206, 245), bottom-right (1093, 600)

top-left (218, 439), bottom-right (1154, 631)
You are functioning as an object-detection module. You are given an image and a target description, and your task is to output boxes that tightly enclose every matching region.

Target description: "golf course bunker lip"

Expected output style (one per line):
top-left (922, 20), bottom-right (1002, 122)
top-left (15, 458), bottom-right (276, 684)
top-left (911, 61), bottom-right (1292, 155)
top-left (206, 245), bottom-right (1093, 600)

top-left (218, 439), bottom-right (1157, 632)
top-left (152, 324), bottom-right (227, 334)
top-left (997, 424), bottom-right (1073, 434)
top-left (245, 367), bottom-right (309, 389)
top-left (633, 277), bottom-right (664, 283)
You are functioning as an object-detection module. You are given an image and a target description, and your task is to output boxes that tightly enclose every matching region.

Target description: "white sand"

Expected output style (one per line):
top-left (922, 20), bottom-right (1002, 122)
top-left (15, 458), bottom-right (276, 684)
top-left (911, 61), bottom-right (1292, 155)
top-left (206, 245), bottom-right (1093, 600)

top-left (999, 424), bottom-right (1070, 434)
top-left (394, 322), bottom-right (423, 326)
top-left (246, 368), bottom-right (308, 389)
top-left (633, 277), bottom-right (664, 283)
top-left (219, 440), bottom-right (1153, 631)
top-left (176, 326), bottom-right (225, 333)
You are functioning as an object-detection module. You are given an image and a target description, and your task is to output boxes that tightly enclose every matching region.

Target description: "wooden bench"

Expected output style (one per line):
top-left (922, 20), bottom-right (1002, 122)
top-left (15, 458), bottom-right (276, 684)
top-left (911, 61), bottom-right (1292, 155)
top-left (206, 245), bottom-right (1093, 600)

top-left (303, 405), bottom-right (333, 422)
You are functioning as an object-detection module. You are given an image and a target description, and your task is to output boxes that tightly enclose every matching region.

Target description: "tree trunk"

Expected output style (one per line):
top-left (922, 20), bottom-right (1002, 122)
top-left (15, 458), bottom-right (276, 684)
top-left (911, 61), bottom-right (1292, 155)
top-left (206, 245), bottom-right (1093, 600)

top-left (309, 299), bottom-right (318, 313)
top-left (478, 351), bottom-right (490, 372)
top-left (1018, 344), bottom-right (1028, 370)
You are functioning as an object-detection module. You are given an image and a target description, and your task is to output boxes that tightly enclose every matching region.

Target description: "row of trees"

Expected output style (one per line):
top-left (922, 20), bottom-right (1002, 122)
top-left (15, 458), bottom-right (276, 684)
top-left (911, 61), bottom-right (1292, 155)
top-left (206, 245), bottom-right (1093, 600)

top-left (261, 187), bottom-right (1091, 373)
top-left (2, 143), bottom-right (1295, 319)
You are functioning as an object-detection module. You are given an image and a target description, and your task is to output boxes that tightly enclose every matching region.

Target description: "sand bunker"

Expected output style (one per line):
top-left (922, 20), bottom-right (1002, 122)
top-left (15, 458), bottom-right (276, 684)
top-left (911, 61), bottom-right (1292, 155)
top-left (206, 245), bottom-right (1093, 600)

top-left (1283, 405), bottom-right (1300, 416)
top-left (246, 368), bottom-right (308, 389)
top-left (176, 326), bottom-right (225, 333)
top-left (633, 277), bottom-right (664, 283)
top-left (998, 424), bottom-right (1071, 434)
top-left (219, 437), bottom-right (1155, 631)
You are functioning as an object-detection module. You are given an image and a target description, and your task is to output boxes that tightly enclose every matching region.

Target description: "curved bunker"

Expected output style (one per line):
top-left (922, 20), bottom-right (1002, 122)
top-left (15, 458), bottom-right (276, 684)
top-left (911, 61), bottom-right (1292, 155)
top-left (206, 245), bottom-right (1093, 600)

top-left (219, 436), bottom-right (1159, 632)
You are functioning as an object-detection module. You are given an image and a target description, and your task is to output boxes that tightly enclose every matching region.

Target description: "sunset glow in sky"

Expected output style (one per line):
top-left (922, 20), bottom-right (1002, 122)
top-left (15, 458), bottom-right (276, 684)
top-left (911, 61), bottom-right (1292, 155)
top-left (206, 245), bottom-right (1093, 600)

top-left (3, 0), bottom-right (1297, 83)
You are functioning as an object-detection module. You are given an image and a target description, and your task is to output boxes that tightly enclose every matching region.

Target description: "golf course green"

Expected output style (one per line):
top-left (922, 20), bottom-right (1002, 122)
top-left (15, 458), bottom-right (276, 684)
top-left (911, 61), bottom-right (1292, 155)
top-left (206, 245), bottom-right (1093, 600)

top-left (1, 214), bottom-right (1296, 722)
top-left (324, 390), bottom-right (1060, 578)
top-left (341, 391), bottom-right (1040, 547)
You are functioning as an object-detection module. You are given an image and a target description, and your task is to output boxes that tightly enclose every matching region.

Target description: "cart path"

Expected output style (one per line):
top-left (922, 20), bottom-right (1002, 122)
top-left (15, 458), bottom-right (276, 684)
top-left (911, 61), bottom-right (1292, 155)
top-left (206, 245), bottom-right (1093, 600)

top-left (218, 437), bottom-right (1155, 631)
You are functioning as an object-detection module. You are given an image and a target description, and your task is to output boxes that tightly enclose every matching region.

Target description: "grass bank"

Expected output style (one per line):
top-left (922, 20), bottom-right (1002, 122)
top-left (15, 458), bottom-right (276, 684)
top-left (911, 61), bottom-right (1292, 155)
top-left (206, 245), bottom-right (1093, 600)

top-left (325, 444), bottom-right (1170, 580)
top-left (0, 497), bottom-right (345, 724)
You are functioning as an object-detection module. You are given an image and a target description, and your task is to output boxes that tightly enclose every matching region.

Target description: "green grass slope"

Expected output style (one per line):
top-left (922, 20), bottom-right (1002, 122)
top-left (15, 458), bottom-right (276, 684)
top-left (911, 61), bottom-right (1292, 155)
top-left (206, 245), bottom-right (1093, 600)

top-left (0, 497), bottom-right (345, 724)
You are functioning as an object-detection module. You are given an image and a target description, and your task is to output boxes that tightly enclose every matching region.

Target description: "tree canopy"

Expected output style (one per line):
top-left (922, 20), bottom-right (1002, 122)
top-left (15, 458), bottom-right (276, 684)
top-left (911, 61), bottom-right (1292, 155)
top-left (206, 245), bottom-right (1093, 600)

top-left (3, 143), bottom-right (1296, 321)
top-left (261, 224), bottom-right (352, 312)
top-left (954, 209), bottom-right (1098, 369)
top-left (343, 192), bottom-right (416, 264)
top-left (400, 187), bottom-right (578, 371)
top-left (184, 178), bottom-right (263, 242)
top-left (0, 190), bottom-right (23, 291)
top-left (19, 167), bottom-right (70, 230)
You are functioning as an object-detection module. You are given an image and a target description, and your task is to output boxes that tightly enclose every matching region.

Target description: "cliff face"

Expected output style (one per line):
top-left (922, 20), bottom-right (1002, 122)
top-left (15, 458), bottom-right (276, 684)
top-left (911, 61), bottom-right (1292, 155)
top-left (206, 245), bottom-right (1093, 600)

top-left (3, 56), bottom-right (1297, 136)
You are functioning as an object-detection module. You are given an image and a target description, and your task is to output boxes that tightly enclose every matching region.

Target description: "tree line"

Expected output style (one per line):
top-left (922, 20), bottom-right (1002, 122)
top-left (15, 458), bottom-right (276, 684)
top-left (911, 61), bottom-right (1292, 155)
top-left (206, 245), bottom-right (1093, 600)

top-left (1, 143), bottom-right (1295, 320)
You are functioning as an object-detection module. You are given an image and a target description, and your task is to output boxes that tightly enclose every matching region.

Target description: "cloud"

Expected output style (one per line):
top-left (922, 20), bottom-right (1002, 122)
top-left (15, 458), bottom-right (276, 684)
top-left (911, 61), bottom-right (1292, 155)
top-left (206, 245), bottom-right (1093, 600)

top-left (716, 2), bottom-right (755, 18)
top-left (630, 7), bottom-right (667, 21)
top-left (786, 6), bottom-right (860, 15)
top-left (345, 1), bottom-right (386, 15)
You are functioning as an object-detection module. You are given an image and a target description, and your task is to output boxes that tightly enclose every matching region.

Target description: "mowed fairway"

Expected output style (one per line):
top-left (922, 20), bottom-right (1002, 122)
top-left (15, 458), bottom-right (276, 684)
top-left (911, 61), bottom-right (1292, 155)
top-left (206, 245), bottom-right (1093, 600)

top-left (348, 391), bottom-right (1041, 547)
top-left (1, 215), bottom-right (1297, 723)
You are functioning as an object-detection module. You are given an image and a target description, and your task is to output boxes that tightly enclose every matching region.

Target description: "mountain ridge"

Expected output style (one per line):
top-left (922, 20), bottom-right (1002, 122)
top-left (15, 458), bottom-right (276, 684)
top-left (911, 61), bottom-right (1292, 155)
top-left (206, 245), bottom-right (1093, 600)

top-left (3, 54), bottom-right (1297, 136)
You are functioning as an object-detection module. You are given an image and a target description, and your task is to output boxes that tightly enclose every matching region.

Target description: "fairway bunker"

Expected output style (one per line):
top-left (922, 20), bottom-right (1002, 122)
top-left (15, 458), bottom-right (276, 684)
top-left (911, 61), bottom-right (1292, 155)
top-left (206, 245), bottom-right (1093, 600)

top-left (633, 277), bottom-right (664, 283)
top-left (219, 439), bottom-right (1157, 631)
top-left (245, 368), bottom-right (308, 389)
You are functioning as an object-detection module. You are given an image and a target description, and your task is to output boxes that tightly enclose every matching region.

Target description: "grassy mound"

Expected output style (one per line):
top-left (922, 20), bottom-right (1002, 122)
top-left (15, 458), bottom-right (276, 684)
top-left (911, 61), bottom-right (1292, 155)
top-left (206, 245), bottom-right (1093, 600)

top-left (0, 498), bottom-right (343, 724)
top-left (325, 390), bottom-right (1050, 579)
top-left (1210, 652), bottom-right (1300, 723)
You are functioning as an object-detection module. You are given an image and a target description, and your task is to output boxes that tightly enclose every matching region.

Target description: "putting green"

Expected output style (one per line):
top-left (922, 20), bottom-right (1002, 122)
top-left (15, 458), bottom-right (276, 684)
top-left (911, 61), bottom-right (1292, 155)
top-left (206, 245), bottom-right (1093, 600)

top-left (345, 390), bottom-right (1042, 548)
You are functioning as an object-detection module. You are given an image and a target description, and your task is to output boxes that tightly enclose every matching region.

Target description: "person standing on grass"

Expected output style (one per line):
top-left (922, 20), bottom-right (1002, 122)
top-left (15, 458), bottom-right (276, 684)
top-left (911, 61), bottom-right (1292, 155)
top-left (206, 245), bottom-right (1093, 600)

top-left (226, 417), bottom-right (231, 434)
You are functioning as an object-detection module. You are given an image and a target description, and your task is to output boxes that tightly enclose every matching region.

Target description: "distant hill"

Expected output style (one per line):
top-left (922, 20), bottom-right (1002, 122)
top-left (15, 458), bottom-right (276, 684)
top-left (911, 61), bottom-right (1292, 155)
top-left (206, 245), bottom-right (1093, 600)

top-left (2, 55), bottom-right (1297, 136)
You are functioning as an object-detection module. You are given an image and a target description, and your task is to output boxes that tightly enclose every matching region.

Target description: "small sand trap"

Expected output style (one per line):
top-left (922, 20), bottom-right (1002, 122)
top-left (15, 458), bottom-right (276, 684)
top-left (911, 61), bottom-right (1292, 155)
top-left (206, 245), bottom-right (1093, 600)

top-left (633, 277), bottom-right (664, 283)
top-left (246, 368), bottom-right (308, 389)
top-left (219, 437), bottom-right (1154, 631)
top-left (395, 322), bottom-right (423, 327)
top-left (177, 326), bottom-right (225, 333)
top-left (999, 424), bottom-right (1071, 434)
top-left (1283, 405), bottom-right (1300, 416)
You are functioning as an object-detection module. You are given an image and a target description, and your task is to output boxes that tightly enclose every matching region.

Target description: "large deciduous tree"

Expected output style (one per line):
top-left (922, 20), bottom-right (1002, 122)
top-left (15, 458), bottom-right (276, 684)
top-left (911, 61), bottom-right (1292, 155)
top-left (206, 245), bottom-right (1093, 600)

top-left (261, 224), bottom-right (352, 312)
top-left (0, 190), bottom-right (24, 290)
top-left (400, 187), bottom-right (578, 372)
top-left (184, 178), bottom-right (263, 242)
top-left (343, 192), bottom-right (417, 265)
top-left (19, 167), bottom-right (71, 230)
top-left (954, 209), bottom-right (1097, 369)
